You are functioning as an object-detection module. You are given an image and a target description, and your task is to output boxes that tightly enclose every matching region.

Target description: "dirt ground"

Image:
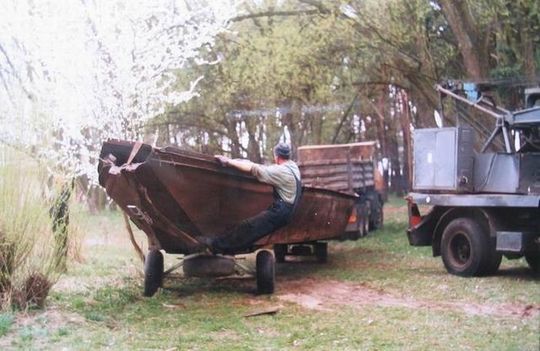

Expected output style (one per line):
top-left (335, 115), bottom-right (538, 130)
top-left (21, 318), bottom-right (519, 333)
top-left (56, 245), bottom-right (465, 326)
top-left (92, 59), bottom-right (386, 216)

top-left (275, 277), bottom-right (539, 319)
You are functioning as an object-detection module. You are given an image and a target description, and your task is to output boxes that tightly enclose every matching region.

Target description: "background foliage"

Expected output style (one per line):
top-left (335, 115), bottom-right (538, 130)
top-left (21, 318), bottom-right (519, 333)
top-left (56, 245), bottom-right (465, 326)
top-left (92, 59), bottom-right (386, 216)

top-left (154, 0), bottom-right (539, 194)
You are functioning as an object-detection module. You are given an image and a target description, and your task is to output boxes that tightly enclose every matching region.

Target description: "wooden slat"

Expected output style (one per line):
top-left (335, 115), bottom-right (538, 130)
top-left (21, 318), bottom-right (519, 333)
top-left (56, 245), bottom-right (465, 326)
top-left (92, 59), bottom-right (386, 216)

top-left (300, 166), bottom-right (349, 177)
top-left (299, 158), bottom-right (351, 167)
top-left (304, 174), bottom-right (349, 184)
top-left (299, 159), bottom-right (372, 167)
top-left (302, 180), bottom-right (350, 191)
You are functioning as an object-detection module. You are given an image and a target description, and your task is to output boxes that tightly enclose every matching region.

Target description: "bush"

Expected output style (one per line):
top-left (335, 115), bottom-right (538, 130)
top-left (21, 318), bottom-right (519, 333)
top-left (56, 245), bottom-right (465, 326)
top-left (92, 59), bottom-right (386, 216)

top-left (0, 146), bottom-right (67, 310)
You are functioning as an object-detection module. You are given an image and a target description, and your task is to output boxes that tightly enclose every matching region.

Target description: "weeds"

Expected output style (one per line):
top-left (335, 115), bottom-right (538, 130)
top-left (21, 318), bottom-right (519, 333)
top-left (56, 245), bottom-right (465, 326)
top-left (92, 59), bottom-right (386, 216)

top-left (0, 146), bottom-right (69, 310)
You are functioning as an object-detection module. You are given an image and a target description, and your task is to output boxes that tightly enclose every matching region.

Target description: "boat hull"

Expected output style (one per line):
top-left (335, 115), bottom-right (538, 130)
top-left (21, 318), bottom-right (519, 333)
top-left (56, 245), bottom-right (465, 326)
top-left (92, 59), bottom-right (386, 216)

top-left (98, 140), bottom-right (356, 254)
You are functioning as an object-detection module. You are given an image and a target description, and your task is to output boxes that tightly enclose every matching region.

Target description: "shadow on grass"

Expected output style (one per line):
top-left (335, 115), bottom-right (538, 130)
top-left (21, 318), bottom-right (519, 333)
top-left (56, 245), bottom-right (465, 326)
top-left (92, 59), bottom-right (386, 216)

top-left (164, 276), bottom-right (257, 296)
top-left (160, 244), bottom-right (444, 297)
top-left (161, 258), bottom-right (339, 298)
top-left (495, 266), bottom-right (539, 281)
top-left (408, 264), bottom-right (538, 282)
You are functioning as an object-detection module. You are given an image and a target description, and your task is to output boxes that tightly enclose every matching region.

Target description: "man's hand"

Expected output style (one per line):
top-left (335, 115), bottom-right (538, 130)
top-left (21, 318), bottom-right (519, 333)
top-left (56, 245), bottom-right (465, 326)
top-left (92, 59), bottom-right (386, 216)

top-left (215, 155), bottom-right (230, 167)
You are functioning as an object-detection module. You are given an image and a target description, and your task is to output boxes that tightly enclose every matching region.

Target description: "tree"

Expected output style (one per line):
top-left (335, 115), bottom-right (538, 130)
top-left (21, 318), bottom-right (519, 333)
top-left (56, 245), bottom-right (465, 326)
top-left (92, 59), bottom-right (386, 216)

top-left (0, 0), bottom-right (240, 181)
top-left (163, 6), bottom-right (361, 160)
top-left (160, 0), bottom-right (538, 193)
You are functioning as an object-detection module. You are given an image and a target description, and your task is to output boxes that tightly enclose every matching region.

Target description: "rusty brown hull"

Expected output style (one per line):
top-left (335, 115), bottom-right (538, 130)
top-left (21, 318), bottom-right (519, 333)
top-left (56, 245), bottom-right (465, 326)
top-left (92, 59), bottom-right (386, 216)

top-left (98, 140), bottom-right (356, 254)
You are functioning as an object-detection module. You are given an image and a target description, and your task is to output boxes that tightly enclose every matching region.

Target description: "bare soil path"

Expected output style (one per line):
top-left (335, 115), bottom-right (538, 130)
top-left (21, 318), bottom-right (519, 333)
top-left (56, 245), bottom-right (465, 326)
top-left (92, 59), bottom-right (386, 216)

top-left (276, 277), bottom-right (540, 319)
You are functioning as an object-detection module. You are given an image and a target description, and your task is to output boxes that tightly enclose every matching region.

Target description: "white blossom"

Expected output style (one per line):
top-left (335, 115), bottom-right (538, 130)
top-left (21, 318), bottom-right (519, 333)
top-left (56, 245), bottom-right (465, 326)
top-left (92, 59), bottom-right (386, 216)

top-left (0, 0), bottom-right (241, 181)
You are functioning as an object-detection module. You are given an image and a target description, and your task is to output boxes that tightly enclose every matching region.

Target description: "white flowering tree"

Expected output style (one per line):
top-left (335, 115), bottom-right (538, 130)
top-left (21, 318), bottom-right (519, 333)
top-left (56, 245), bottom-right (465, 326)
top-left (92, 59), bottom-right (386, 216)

top-left (0, 0), bottom-right (240, 181)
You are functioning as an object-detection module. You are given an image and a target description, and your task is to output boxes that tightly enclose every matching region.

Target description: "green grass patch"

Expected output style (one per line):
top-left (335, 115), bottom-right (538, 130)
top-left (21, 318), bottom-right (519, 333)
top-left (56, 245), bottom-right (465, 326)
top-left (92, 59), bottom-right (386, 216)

top-left (2, 200), bottom-right (538, 350)
top-left (0, 313), bottom-right (14, 337)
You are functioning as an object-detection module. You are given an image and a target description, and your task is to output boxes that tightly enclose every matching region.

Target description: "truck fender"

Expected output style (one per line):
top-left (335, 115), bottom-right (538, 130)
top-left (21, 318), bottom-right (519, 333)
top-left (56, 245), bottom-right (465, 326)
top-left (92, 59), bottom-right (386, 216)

top-left (431, 207), bottom-right (497, 257)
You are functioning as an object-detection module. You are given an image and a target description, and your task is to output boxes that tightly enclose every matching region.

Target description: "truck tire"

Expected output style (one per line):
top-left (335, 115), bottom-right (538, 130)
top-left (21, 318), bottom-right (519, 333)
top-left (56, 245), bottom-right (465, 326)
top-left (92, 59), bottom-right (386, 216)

top-left (361, 203), bottom-right (370, 237)
top-left (347, 202), bottom-right (367, 240)
top-left (273, 244), bottom-right (287, 263)
top-left (369, 195), bottom-right (383, 231)
top-left (480, 248), bottom-right (502, 276)
top-left (144, 250), bottom-right (164, 297)
top-left (441, 218), bottom-right (493, 277)
top-left (256, 250), bottom-right (275, 294)
top-left (525, 254), bottom-right (540, 273)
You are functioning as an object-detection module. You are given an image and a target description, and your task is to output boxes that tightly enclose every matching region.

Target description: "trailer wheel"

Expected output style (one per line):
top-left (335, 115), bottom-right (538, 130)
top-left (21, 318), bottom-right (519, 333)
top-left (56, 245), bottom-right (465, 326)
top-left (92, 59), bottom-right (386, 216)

top-left (525, 254), bottom-right (540, 273)
top-left (144, 250), bottom-right (163, 297)
top-left (314, 242), bottom-right (328, 263)
top-left (256, 250), bottom-right (275, 294)
top-left (273, 244), bottom-right (287, 263)
top-left (441, 218), bottom-right (491, 277)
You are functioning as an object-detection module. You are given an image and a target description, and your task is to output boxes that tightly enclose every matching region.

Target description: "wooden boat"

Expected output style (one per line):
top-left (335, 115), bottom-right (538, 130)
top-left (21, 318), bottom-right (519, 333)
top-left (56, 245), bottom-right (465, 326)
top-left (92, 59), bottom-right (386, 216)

top-left (98, 139), bottom-right (356, 295)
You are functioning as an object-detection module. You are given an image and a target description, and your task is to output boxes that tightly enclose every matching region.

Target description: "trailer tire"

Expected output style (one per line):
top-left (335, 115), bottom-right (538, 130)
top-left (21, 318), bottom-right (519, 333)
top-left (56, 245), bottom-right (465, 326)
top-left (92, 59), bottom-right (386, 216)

top-left (144, 250), bottom-right (163, 297)
top-left (314, 242), bottom-right (328, 263)
top-left (441, 218), bottom-right (490, 277)
top-left (256, 250), bottom-right (275, 294)
top-left (273, 244), bottom-right (287, 263)
top-left (525, 254), bottom-right (540, 273)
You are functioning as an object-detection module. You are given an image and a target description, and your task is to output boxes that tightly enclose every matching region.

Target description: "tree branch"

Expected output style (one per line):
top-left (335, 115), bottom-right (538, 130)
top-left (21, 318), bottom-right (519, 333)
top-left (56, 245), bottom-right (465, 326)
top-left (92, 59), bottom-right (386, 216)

top-left (331, 93), bottom-right (358, 143)
top-left (230, 9), bottom-right (321, 23)
top-left (0, 43), bottom-right (34, 100)
top-left (297, 0), bottom-right (331, 14)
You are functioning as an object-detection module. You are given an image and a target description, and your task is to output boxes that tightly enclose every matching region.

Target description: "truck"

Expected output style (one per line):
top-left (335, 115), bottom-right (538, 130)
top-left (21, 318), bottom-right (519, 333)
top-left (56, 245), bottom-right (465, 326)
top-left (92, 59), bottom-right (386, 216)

top-left (406, 82), bottom-right (540, 276)
top-left (297, 141), bottom-right (385, 238)
top-left (272, 141), bottom-right (385, 263)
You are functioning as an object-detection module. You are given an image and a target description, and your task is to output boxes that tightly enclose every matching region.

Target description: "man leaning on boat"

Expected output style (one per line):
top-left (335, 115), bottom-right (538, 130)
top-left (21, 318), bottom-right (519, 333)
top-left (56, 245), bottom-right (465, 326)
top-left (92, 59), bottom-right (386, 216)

top-left (197, 143), bottom-right (302, 254)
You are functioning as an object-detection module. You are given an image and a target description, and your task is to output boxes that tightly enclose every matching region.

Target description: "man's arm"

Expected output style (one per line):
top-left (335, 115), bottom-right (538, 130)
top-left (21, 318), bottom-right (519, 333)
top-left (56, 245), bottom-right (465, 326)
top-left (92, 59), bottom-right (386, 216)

top-left (215, 155), bottom-right (254, 173)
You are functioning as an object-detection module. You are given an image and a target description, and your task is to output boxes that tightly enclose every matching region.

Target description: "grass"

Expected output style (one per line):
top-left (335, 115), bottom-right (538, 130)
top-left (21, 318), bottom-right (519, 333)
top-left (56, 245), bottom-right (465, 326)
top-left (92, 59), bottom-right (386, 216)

top-left (0, 313), bottom-right (14, 337)
top-left (0, 196), bottom-right (538, 350)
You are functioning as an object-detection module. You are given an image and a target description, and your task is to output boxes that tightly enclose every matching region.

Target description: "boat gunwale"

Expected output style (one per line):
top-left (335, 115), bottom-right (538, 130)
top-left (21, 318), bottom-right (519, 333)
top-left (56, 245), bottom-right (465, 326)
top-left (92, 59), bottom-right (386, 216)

top-left (99, 140), bottom-right (359, 201)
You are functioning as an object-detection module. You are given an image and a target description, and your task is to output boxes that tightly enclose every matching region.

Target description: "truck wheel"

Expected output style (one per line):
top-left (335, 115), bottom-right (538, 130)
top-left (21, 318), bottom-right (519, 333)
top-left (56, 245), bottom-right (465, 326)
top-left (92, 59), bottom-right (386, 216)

top-left (314, 242), bottom-right (328, 263)
top-left (480, 248), bottom-right (502, 276)
top-left (369, 196), bottom-right (383, 231)
top-left (347, 202), bottom-right (366, 240)
top-left (441, 218), bottom-right (491, 277)
top-left (256, 250), bottom-right (275, 294)
top-left (361, 203), bottom-right (371, 237)
top-left (273, 244), bottom-right (287, 263)
top-left (144, 250), bottom-right (163, 297)
top-left (525, 254), bottom-right (540, 273)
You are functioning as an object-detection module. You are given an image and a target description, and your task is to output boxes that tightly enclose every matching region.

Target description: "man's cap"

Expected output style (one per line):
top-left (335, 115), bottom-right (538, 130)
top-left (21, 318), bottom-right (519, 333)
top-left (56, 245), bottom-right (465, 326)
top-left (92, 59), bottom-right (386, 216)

top-left (273, 142), bottom-right (291, 159)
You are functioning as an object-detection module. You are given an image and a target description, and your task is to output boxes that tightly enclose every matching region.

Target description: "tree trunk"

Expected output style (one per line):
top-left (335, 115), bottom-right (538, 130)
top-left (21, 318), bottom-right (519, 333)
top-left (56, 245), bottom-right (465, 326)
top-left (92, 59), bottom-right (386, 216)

top-left (282, 99), bottom-right (302, 158)
top-left (399, 90), bottom-right (413, 192)
top-left (376, 91), bottom-right (387, 157)
top-left (439, 0), bottom-right (489, 80)
top-left (312, 111), bottom-right (324, 145)
top-left (521, 29), bottom-right (537, 81)
top-left (225, 119), bottom-right (241, 158)
top-left (245, 117), bottom-right (262, 163)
